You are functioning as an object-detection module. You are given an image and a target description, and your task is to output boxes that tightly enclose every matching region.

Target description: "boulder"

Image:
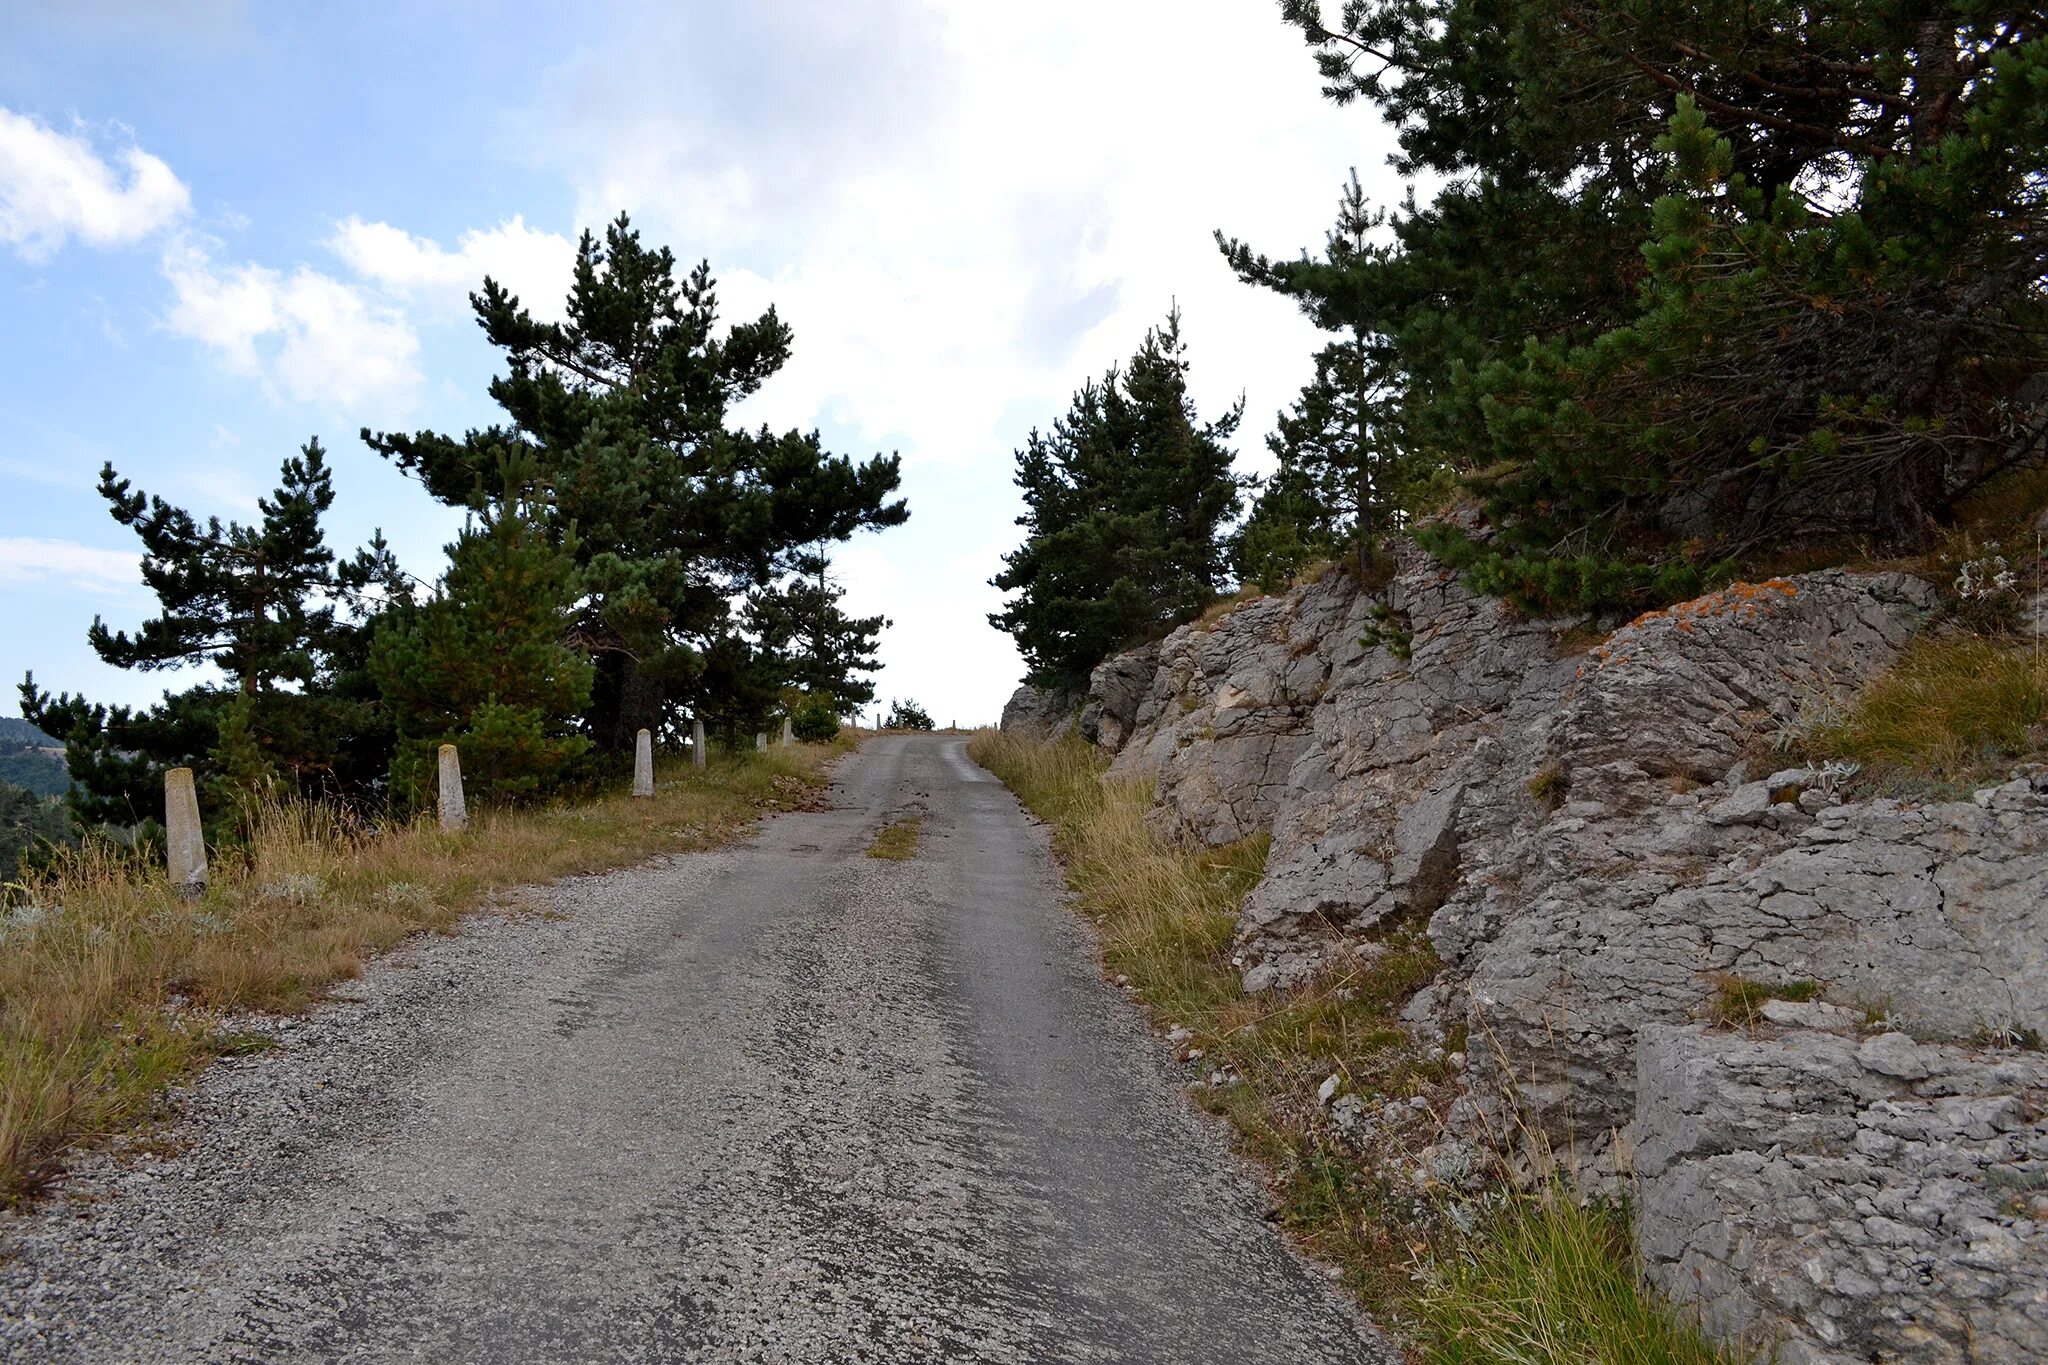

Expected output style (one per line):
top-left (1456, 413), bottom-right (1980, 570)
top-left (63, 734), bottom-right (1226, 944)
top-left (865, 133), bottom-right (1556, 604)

top-left (1078, 641), bottom-right (1160, 751)
top-left (1094, 539), bottom-right (2048, 1358)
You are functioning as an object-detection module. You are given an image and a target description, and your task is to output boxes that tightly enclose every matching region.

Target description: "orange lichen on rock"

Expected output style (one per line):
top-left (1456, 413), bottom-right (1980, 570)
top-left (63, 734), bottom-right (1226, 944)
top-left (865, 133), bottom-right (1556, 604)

top-left (1592, 580), bottom-right (1802, 669)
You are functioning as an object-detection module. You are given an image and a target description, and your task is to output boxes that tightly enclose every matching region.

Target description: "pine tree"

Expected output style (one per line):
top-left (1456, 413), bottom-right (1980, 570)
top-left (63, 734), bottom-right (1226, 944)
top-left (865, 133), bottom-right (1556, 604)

top-left (20, 441), bottom-right (399, 826)
top-left (991, 309), bottom-right (1248, 686)
top-left (744, 547), bottom-right (887, 711)
top-left (370, 474), bottom-right (592, 811)
top-left (1223, 172), bottom-right (1426, 585)
top-left (1255, 2), bottom-right (2048, 612)
top-left (364, 215), bottom-right (908, 750)
top-left (0, 780), bottom-right (72, 884)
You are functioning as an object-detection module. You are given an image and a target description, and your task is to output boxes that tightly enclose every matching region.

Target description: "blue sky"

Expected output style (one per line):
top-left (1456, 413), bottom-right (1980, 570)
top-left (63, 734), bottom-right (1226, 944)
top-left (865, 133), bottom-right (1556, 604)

top-left (1, 0), bottom-right (1399, 728)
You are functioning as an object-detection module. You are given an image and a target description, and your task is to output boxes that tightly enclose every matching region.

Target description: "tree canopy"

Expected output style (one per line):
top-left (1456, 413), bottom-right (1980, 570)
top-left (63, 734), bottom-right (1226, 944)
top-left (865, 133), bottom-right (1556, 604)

top-left (365, 214), bottom-right (907, 747)
top-left (991, 309), bottom-right (1248, 686)
top-left (1242, 0), bottom-right (2047, 611)
top-left (20, 441), bottom-right (399, 826)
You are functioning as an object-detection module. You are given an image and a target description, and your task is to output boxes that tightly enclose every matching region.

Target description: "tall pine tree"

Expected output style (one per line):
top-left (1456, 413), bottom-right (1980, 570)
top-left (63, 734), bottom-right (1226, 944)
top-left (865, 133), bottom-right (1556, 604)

top-left (744, 547), bottom-right (888, 712)
top-left (364, 215), bottom-right (908, 749)
top-left (1252, 1), bottom-right (2048, 611)
top-left (371, 470), bottom-right (591, 810)
top-left (20, 440), bottom-right (401, 826)
top-left (991, 309), bottom-right (1248, 686)
top-left (1223, 171), bottom-right (1429, 587)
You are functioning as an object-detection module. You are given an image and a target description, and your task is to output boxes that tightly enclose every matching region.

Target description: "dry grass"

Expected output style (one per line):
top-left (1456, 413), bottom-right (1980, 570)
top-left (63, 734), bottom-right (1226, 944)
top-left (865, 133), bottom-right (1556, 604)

top-left (1190, 586), bottom-right (1267, 633)
top-left (969, 728), bottom-right (1751, 1363)
top-left (1810, 635), bottom-right (2047, 787)
top-left (0, 741), bottom-right (847, 1204)
top-left (866, 815), bottom-right (922, 861)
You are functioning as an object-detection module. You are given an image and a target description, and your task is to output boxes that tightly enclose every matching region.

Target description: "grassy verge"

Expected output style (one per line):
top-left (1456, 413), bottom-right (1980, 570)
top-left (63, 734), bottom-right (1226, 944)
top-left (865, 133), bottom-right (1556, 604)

top-left (1, 741), bottom-right (848, 1204)
top-left (969, 729), bottom-right (1746, 1364)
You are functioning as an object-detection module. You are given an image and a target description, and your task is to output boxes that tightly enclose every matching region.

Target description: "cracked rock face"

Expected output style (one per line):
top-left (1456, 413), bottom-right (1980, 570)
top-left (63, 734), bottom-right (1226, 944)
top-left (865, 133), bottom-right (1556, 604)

top-left (1635, 1024), bottom-right (2048, 1365)
top-left (1081, 543), bottom-right (2048, 1360)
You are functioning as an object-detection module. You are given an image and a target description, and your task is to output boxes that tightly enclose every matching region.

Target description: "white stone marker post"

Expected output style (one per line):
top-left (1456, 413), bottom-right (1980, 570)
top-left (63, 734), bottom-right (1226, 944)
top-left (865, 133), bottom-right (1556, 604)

top-left (780, 715), bottom-right (793, 746)
top-left (755, 731), bottom-right (767, 751)
top-left (632, 727), bottom-right (655, 797)
top-left (691, 716), bottom-right (708, 768)
top-left (164, 767), bottom-right (207, 898)
top-left (437, 743), bottom-right (467, 832)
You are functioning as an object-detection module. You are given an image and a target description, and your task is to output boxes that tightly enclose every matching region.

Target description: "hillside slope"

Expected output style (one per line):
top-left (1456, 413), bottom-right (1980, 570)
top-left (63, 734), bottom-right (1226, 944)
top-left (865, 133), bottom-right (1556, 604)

top-left (1010, 544), bottom-right (2048, 1364)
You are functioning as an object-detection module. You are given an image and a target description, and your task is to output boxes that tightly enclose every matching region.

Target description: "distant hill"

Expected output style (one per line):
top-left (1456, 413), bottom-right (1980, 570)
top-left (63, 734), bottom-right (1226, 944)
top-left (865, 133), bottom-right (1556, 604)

top-left (0, 717), bottom-right (58, 748)
top-left (0, 716), bottom-right (69, 797)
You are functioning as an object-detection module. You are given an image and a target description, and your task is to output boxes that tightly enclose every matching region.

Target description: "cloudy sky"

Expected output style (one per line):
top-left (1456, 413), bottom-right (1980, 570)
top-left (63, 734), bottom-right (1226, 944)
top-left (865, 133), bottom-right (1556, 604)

top-left (1, 0), bottom-right (1401, 728)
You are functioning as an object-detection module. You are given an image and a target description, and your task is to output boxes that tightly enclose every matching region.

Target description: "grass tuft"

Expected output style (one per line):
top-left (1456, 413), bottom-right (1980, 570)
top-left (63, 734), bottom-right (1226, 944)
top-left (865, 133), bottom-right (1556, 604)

top-left (0, 741), bottom-right (848, 1204)
top-left (1415, 1191), bottom-right (1741, 1365)
top-left (1810, 635), bottom-right (2046, 786)
top-left (1706, 975), bottom-right (1821, 1029)
top-left (866, 815), bottom-right (923, 861)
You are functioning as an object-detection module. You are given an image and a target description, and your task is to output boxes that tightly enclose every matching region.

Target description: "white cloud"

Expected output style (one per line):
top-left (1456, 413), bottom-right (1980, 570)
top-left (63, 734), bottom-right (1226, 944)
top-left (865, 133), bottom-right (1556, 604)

top-left (519, 0), bottom-right (1399, 719)
top-left (159, 236), bottom-right (421, 409)
top-left (0, 537), bottom-right (141, 596)
top-left (0, 107), bottom-right (190, 259)
top-left (328, 214), bottom-right (577, 323)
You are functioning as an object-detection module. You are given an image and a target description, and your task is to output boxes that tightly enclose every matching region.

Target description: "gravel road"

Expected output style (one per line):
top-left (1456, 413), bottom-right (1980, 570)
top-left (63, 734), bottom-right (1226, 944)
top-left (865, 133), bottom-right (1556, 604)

top-left (1, 734), bottom-right (1397, 1364)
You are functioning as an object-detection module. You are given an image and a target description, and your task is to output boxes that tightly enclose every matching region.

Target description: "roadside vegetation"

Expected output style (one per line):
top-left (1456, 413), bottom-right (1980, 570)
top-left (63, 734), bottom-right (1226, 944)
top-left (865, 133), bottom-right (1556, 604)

top-left (969, 729), bottom-right (1745, 1364)
top-left (0, 741), bottom-right (847, 1205)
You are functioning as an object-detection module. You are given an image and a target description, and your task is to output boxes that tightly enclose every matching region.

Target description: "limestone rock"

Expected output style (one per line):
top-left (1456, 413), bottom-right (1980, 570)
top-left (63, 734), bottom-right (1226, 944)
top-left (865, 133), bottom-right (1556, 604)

top-left (1078, 641), bottom-right (1160, 752)
top-left (1000, 684), bottom-right (1080, 740)
top-left (1635, 1024), bottom-right (2048, 1364)
top-left (1081, 540), bottom-right (2048, 1358)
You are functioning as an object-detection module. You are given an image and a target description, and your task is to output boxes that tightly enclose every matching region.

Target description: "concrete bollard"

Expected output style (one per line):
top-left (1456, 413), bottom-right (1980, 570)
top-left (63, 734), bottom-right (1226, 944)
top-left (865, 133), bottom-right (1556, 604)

top-left (691, 716), bottom-right (707, 768)
top-left (164, 767), bottom-right (206, 898)
top-left (632, 727), bottom-right (655, 797)
top-left (438, 743), bottom-right (467, 832)
top-left (780, 716), bottom-right (793, 746)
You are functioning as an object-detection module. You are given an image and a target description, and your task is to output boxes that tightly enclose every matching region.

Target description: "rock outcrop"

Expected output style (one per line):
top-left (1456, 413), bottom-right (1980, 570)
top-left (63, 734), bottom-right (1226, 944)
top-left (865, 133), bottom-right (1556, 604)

top-left (1068, 542), bottom-right (2048, 1363)
top-left (1636, 1022), bottom-right (2048, 1364)
top-left (999, 683), bottom-right (1080, 740)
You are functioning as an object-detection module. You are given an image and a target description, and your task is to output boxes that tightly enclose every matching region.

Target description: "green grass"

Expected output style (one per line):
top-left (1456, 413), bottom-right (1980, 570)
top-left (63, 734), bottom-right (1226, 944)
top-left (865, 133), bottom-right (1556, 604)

top-left (866, 815), bottom-right (922, 861)
top-left (1707, 976), bottom-right (1820, 1029)
top-left (1416, 1193), bottom-right (1744, 1365)
top-left (1, 740), bottom-right (850, 1204)
top-left (1810, 635), bottom-right (2047, 786)
top-left (969, 728), bottom-right (1754, 1364)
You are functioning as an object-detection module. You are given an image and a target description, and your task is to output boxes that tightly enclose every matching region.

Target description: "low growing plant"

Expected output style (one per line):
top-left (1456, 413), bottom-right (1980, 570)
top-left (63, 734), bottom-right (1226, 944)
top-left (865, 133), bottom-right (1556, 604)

top-left (1809, 635), bottom-right (2047, 786)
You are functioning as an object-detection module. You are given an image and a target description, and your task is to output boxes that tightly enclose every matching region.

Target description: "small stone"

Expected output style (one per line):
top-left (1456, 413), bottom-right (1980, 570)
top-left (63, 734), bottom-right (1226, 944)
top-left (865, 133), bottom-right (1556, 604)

top-left (1705, 782), bottom-right (1774, 827)
top-left (1316, 1073), bottom-right (1342, 1106)
top-left (1858, 1032), bottom-right (1933, 1081)
top-left (1759, 998), bottom-right (1863, 1032)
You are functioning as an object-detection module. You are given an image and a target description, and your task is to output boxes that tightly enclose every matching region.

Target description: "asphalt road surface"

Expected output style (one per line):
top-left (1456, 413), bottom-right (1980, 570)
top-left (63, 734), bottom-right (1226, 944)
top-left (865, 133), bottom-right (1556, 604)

top-left (1, 734), bottom-right (1397, 1364)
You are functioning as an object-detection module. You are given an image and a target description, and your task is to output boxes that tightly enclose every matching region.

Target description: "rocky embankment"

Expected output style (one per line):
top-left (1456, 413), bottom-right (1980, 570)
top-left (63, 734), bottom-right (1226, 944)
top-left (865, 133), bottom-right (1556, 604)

top-left (1004, 546), bottom-right (2048, 1364)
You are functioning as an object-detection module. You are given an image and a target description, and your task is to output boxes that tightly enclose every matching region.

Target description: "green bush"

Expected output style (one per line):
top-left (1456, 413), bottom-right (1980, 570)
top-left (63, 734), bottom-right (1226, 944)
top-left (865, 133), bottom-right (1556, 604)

top-left (791, 698), bottom-right (841, 743)
top-left (885, 699), bottom-right (935, 731)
